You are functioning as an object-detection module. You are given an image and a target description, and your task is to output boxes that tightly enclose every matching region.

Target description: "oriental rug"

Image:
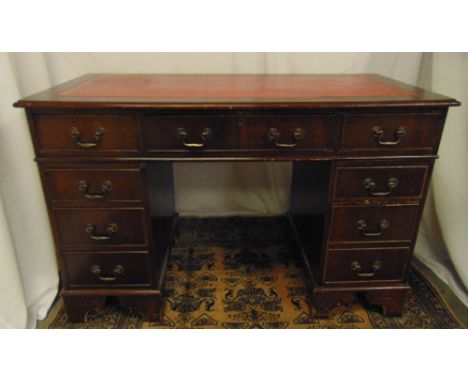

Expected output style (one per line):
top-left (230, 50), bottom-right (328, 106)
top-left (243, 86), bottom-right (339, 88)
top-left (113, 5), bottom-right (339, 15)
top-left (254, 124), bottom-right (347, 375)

top-left (38, 217), bottom-right (463, 329)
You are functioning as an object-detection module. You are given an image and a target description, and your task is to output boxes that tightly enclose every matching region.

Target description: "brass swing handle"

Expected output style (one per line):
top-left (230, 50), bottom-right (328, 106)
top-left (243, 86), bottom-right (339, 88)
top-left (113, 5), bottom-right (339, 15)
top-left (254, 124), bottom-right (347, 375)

top-left (77, 180), bottom-right (112, 199)
top-left (90, 264), bottom-right (124, 282)
top-left (363, 177), bottom-right (399, 196)
top-left (357, 219), bottom-right (390, 237)
top-left (70, 126), bottom-right (106, 148)
top-left (373, 126), bottom-right (406, 146)
top-left (85, 223), bottom-right (118, 241)
top-left (176, 127), bottom-right (212, 148)
top-left (350, 260), bottom-right (382, 278)
top-left (267, 127), bottom-right (305, 148)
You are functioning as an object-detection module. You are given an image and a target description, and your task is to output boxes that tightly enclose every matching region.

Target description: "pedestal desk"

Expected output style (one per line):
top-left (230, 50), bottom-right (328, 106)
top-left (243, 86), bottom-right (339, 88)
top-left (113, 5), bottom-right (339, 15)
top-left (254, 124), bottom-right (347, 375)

top-left (14, 74), bottom-right (459, 322)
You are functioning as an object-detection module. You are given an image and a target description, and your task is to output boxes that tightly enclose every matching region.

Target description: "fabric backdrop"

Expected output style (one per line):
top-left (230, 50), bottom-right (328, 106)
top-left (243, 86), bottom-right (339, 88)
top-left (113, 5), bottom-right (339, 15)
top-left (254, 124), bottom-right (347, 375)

top-left (0, 53), bottom-right (466, 328)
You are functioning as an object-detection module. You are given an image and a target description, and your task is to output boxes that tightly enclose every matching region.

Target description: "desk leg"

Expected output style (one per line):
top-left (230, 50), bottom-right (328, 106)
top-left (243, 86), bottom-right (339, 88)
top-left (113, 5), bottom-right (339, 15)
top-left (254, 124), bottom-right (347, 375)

top-left (364, 287), bottom-right (409, 317)
top-left (62, 295), bottom-right (107, 323)
top-left (308, 287), bottom-right (409, 318)
top-left (119, 296), bottom-right (163, 322)
top-left (309, 290), bottom-right (355, 319)
top-left (62, 293), bottom-right (164, 323)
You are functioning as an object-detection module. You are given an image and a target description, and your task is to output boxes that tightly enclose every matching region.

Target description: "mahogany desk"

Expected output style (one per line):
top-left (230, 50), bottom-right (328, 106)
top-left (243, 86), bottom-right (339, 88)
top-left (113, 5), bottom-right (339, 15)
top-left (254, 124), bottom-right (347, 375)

top-left (14, 74), bottom-right (460, 322)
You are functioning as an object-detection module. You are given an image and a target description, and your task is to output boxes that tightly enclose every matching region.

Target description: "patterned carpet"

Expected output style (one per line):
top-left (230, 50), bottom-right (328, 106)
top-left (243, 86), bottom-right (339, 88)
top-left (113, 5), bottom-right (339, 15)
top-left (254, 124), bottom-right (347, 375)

top-left (38, 217), bottom-right (463, 329)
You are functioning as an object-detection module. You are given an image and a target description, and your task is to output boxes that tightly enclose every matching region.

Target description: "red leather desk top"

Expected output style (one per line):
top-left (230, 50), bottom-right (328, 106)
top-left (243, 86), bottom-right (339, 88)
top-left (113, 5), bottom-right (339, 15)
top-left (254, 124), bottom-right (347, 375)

top-left (59, 74), bottom-right (416, 99)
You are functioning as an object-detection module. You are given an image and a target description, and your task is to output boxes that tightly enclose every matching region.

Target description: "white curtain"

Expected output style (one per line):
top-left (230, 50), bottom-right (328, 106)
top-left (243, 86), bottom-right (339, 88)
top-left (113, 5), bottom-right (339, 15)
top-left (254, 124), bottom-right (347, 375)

top-left (414, 53), bottom-right (468, 304)
top-left (0, 53), bottom-right (466, 328)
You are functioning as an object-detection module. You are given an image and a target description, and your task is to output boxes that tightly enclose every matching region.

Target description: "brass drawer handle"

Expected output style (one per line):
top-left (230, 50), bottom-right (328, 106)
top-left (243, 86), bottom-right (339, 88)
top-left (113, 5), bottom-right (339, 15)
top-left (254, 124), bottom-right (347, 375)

top-left (90, 264), bottom-right (124, 281)
top-left (77, 180), bottom-right (112, 199)
top-left (372, 126), bottom-right (406, 146)
top-left (85, 223), bottom-right (118, 241)
top-left (357, 219), bottom-right (390, 237)
top-left (363, 177), bottom-right (399, 196)
top-left (176, 127), bottom-right (212, 148)
top-left (350, 260), bottom-right (382, 278)
top-left (70, 126), bottom-right (106, 148)
top-left (267, 127), bottom-right (305, 148)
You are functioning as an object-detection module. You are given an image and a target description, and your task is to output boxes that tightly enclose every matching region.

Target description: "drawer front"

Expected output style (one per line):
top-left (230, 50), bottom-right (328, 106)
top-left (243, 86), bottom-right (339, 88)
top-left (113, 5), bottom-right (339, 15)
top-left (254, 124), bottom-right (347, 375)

top-left (34, 114), bottom-right (138, 155)
top-left (333, 164), bottom-right (430, 200)
top-left (143, 114), bottom-right (336, 153)
top-left (63, 251), bottom-right (151, 287)
top-left (328, 204), bottom-right (420, 245)
top-left (340, 112), bottom-right (441, 155)
top-left (53, 208), bottom-right (148, 248)
top-left (43, 168), bottom-right (145, 205)
top-left (323, 247), bottom-right (409, 283)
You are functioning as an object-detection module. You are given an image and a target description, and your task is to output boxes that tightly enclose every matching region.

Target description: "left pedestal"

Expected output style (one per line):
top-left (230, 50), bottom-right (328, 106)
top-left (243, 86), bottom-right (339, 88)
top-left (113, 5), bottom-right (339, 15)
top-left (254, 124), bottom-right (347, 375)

top-left (38, 160), bottom-right (176, 323)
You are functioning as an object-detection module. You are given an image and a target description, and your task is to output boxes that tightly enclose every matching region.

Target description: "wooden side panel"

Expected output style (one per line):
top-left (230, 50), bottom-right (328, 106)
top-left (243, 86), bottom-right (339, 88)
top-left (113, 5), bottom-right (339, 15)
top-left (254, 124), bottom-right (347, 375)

top-left (290, 161), bottom-right (331, 277)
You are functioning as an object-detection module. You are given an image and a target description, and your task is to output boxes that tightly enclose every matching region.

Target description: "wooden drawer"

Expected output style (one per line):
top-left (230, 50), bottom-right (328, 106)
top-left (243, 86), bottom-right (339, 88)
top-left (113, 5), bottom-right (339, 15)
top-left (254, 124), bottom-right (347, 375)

top-left (339, 112), bottom-right (442, 155)
top-left (323, 247), bottom-right (409, 283)
top-left (143, 114), bottom-right (336, 153)
top-left (333, 164), bottom-right (430, 200)
top-left (63, 251), bottom-right (151, 288)
top-left (53, 207), bottom-right (148, 248)
top-left (43, 167), bottom-right (145, 205)
top-left (33, 114), bottom-right (138, 155)
top-left (328, 204), bottom-right (420, 246)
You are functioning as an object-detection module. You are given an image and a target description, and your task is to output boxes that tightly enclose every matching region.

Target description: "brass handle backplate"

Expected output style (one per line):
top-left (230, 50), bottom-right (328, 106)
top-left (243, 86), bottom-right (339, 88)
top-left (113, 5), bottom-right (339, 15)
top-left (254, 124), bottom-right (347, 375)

top-left (90, 264), bottom-right (124, 281)
top-left (267, 127), bottom-right (305, 148)
top-left (176, 127), bottom-right (212, 148)
top-left (77, 180), bottom-right (112, 199)
top-left (372, 126), bottom-right (406, 146)
top-left (357, 219), bottom-right (390, 237)
top-left (86, 223), bottom-right (118, 241)
top-left (70, 126), bottom-right (106, 148)
top-left (363, 177), bottom-right (399, 196)
top-left (350, 260), bottom-right (382, 278)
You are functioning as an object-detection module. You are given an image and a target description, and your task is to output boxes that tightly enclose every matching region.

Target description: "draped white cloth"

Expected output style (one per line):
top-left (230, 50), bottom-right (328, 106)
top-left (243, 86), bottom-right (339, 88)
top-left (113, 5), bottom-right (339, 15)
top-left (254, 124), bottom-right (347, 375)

top-left (0, 53), bottom-right (466, 328)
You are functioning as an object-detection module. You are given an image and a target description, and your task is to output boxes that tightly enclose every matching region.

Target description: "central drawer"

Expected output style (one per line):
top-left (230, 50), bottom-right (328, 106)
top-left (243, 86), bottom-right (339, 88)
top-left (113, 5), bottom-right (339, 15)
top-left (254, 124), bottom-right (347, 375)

top-left (53, 207), bottom-right (149, 248)
top-left (142, 114), bottom-right (336, 153)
